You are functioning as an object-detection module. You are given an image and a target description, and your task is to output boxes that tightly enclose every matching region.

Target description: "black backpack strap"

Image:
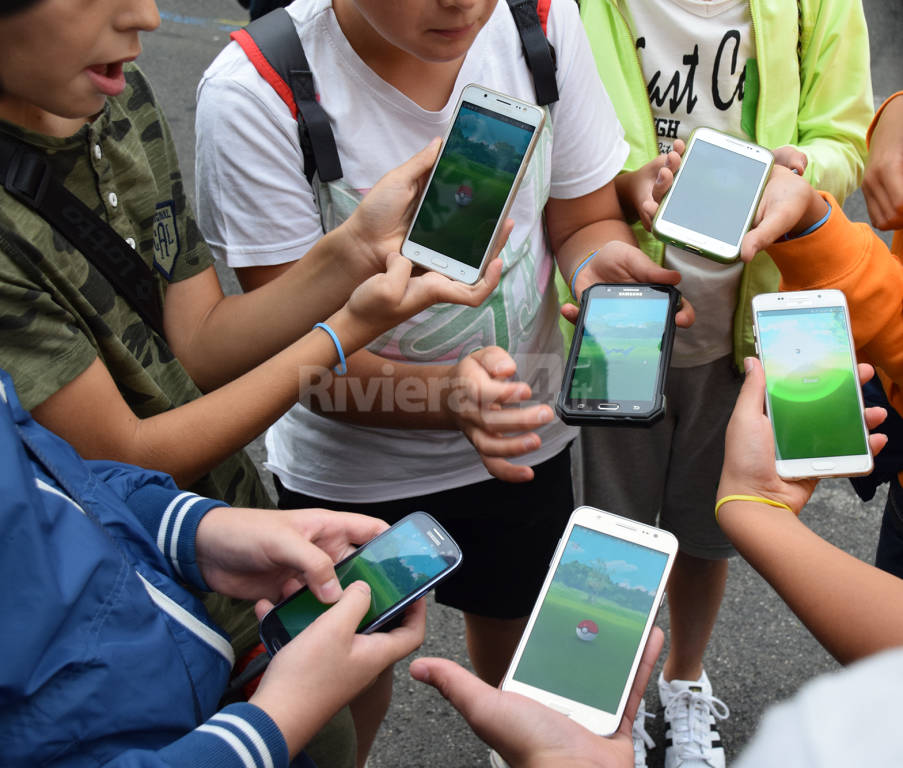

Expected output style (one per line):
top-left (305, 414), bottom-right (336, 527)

top-left (0, 135), bottom-right (167, 340)
top-left (231, 8), bottom-right (343, 185)
top-left (507, 0), bottom-right (559, 107)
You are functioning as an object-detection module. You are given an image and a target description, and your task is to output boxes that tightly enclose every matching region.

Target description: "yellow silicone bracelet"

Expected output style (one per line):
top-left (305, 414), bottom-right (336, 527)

top-left (714, 494), bottom-right (793, 523)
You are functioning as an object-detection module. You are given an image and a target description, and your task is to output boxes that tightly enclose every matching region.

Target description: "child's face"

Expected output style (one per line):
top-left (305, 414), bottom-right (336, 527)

top-left (0, 0), bottom-right (160, 127)
top-left (341, 0), bottom-right (498, 64)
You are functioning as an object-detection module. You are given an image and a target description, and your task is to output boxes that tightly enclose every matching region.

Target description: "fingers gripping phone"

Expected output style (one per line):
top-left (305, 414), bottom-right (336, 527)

top-left (259, 512), bottom-right (462, 655)
top-left (400, 83), bottom-right (545, 284)
top-left (752, 290), bottom-right (873, 480)
top-left (652, 127), bottom-right (774, 263)
top-left (501, 506), bottom-right (677, 735)
top-left (556, 284), bottom-right (680, 426)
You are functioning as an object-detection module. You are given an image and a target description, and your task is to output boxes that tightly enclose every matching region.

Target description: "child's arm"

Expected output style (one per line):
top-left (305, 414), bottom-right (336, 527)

top-left (716, 357), bottom-right (899, 665)
top-left (791, 0), bottom-right (873, 202)
top-left (862, 92), bottom-right (903, 232)
top-left (29, 254), bottom-right (501, 490)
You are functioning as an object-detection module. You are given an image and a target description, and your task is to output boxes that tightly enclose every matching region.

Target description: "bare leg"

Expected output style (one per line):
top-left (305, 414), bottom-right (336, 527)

top-left (348, 665), bottom-right (394, 768)
top-left (463, 613), bottom-right (529, 687)
top-left (662, 551), bottom-right (728, 682)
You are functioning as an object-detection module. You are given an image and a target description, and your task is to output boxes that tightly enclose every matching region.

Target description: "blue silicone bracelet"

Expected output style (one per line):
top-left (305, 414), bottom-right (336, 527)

top-left (570, 250), bottom-right (599, 299)
top-left (783, 202), bottom-right (832, 241)
top-left (313, 322), bottom-right (347, 376)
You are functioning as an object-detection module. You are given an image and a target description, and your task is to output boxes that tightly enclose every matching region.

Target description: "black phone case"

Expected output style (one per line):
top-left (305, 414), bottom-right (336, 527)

top-left (556, 283), bottom-right (680, 427)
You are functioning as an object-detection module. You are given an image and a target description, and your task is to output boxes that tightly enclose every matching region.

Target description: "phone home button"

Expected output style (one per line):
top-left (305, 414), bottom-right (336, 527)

top-left (431, 256), bottom-right (449, 269)
top-left (597, 403), bottom-right (620, 411)
top-left (811, 460), bottom-right (836, 471)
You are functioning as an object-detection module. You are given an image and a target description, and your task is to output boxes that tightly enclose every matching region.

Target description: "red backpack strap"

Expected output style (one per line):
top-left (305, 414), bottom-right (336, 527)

top-left (536, 0), bottom-right (551, 35)
top-left (229, 9), bottom-right (342, 184)
top-left (230, 27), bottom-right (298, 120)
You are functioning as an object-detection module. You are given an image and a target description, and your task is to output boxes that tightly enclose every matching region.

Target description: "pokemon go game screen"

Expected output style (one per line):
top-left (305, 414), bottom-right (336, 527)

top-left (569, 295), bottom-right (669, 404)
top-left (757, 307), bottom-right (867, 460)
top-left (275, 518), bottom-right (451, 636)
top-left (512, 525), bottom-right (668, 713)
top-left (407, 100), bottom-right (536, 268)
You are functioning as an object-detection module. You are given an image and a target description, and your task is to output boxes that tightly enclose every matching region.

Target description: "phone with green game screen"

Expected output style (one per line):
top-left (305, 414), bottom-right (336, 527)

top-left (752, 289), bottom-right (873, 480)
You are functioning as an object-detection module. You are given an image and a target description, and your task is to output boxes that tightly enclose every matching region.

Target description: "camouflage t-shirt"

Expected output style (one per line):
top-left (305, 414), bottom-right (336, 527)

top-left (0, 65), bottom-right (269, 509)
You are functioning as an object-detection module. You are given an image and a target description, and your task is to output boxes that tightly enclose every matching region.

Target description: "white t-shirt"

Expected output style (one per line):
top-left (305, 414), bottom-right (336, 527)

top-left (735, 647), bottom-right (903, 767)
top-left (195, 0), bottom-right (628, 502)
top-left (627, 0), bottom-right (753, 367)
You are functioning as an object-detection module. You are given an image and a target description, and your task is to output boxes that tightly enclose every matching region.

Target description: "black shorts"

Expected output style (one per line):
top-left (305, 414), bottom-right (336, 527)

top-left (274, 446), bottom-right (574, 619)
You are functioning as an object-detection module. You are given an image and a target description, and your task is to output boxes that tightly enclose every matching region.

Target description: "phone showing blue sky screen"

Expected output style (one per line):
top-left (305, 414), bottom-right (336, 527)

top-left (406, 101), bottom-right (536, 268)
top-left (511, 525), bottom-right (668, 713)
top-left (757, 307), bottom-right (868, 460)
top-left (569, 292), bottom-right (670, 407)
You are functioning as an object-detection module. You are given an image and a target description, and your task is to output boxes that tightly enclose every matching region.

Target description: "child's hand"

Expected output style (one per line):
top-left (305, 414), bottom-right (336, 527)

top-left (335, 227), bottom-right (508, 352)
top-left (862, 94), bottom-right (903, 231)
top-left (341, 139), bottom-right (443, 274)
top-left (615, 140), bottom-right (684, 230)
top-left (409, 626), bottom-right (664, 768)
top-left (772, 144), bottom-right (808, 176)
top-left (568, 241), bottom-right (695, 328)
top-left (251, 582), bottom-right (426, 758)
top-left (738, 166), bottom-right (828, 261)
top-left (195, 507), bottom-right (388, 604)
top-left (444, 346), bottom-right (554, 483)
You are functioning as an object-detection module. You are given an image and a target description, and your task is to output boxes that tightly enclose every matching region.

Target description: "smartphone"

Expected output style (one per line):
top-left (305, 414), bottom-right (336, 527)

top-left (259, 512), bottom-right (462, 655)
top-left (501, 506), bottom-right (677, 735)
top-left (556, 284), bottom-right (680, 426)
top-left (752, 289), bottom-right (873, 479)
top-left (400, 83), bottom-right (545, 284)
top-left (652, 127), bottom-right (774, 263)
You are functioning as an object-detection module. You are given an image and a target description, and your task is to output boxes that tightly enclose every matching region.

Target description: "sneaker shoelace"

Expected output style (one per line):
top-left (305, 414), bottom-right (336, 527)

top-left (663, 688), bottom-right (730, 763)
top-left (632, 706), bottom-right (655, 767)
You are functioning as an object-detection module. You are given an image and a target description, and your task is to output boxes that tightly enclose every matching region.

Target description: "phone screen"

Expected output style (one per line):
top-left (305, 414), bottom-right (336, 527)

top-left (406, 101), bottom-right (537, 268)
top-left (663, 140), bottom-right (770, 245)
top-left (274, 517), bottom-right (456, 637)
top-left (757, 306), bottom-right (867, 459)
top-left (511, 525), bottom-right (668, 714)
top-left (568, 291), bottom-right (670, 408)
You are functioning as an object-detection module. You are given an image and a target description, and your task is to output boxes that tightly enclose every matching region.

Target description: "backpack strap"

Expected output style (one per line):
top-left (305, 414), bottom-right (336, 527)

top-left (0, 135), bottom-right (167, 341)
top-left (230, 8), bottom-right (343, 185)
top-left (507, 0), bottom-right (559, 107)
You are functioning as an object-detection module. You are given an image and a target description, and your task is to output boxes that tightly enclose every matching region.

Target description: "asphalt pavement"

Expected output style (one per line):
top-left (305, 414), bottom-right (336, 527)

top-left (140, 2), bottom-right (902, 765)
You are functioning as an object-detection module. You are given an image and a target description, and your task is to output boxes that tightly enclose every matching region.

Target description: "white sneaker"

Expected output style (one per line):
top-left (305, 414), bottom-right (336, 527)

top-left (658, 670), bottom-right (729, 768)
top-left (632, 698), bottom-right (656, 768)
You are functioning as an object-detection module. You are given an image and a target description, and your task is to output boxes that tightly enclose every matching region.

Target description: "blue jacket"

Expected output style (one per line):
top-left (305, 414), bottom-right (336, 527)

top-left (0, 369), bottom-right (289, 767)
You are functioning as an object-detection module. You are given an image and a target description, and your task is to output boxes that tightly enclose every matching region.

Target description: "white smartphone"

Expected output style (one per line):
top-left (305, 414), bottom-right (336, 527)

top-left (400, 83), bottom-right (545, 284)
top-left (501, 506), bottom-right (677, 736)
top-left (752, 289), bottom-right (873, 480)
top-left (652, 127), bottom-right (774, 263)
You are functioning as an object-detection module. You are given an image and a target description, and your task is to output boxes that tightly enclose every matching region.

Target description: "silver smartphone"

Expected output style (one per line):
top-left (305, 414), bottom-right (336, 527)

top-left (501, 506), bottom-right (677, 736)
top-left (652, 127), bottom-right (774, 263)
top-left (400, 83), bottom-right (545, 284)
top-left (752, 289), bottom-right (873, 479)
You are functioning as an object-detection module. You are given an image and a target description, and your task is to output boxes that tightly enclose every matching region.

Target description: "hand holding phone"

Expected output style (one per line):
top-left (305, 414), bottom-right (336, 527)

top-left (652, 127), bottom-right (774, 263)
top-left (752, 289), bottom-right (873, 479)
top-left (252, 581), bottom-right (427, 758)
top-left (557, 284), bottom-right (680, 426)
top-left (401, 83), bottom-right (545, 284)
top-left (259, 512), bottom-right (462, 655)
top-left (501, 506), bottom-right (677, 736)
top-left (410, 625), bottom-right (664, 766)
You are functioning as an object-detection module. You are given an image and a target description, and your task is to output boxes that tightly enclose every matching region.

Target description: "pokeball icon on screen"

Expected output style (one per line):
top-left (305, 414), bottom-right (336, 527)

top-left (576, 619), bottom-right (599, 642)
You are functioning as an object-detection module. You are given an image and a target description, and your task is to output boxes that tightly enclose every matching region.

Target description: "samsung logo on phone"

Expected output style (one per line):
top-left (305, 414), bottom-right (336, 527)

top-left (617, 291), bottom-right (641, 297)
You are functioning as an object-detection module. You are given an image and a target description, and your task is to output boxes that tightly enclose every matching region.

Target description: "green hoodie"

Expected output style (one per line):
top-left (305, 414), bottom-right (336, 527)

top-left (572, 0), bottom-right (872, 366)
